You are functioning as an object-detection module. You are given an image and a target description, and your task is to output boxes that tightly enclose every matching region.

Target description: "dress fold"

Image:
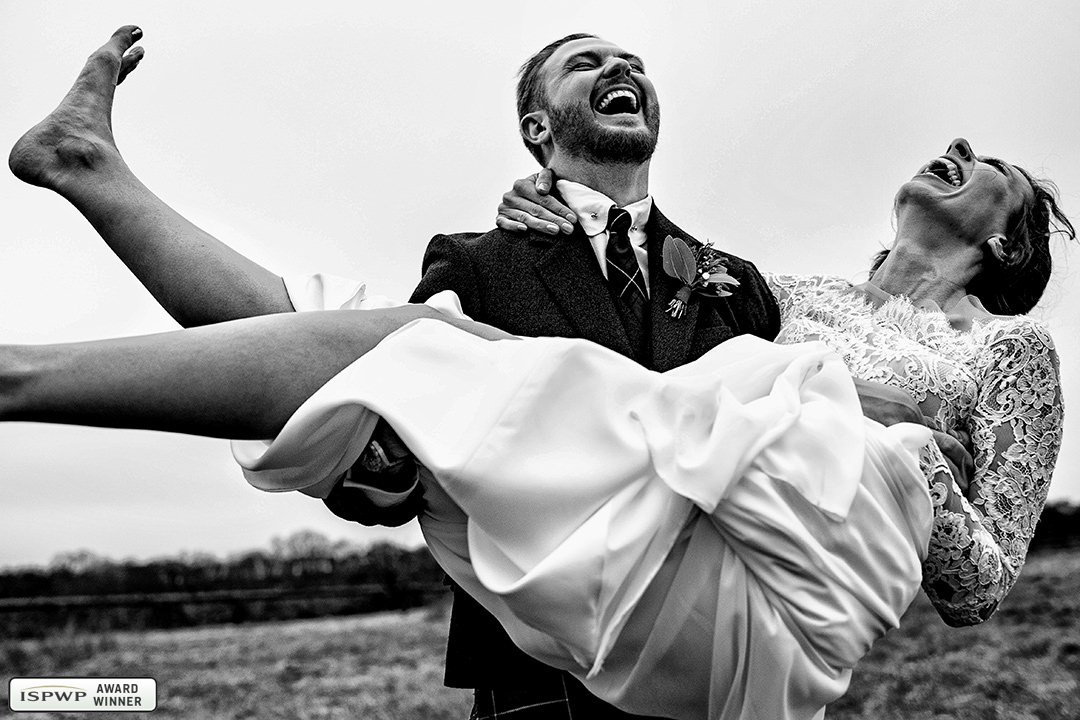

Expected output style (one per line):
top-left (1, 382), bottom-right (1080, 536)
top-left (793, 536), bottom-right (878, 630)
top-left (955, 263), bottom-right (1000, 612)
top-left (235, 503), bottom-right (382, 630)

top-left (236, 318), bottom-right (932, 720)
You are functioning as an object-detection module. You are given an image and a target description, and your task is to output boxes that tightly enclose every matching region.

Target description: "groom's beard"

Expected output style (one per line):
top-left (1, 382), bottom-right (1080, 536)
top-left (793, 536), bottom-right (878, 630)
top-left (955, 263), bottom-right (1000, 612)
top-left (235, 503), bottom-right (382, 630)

top-left (547, 101), bottom-right (660, 165)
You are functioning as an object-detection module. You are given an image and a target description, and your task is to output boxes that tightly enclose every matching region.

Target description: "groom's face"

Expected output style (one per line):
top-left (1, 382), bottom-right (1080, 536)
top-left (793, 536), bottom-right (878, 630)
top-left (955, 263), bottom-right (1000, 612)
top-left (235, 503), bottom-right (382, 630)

top-left (539, 38), bottom-right (660, 164)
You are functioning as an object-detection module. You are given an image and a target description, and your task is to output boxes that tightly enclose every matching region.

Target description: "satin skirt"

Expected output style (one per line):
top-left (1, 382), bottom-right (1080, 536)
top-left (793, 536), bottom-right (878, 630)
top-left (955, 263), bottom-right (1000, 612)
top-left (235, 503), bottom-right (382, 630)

top-left (235, 319), bottom-right (932, 720)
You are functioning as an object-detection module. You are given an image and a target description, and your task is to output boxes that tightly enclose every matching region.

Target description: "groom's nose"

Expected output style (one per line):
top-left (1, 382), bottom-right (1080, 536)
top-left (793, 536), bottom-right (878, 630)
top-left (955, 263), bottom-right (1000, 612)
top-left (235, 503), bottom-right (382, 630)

top-left (601, 56), bottom-right (633, 79)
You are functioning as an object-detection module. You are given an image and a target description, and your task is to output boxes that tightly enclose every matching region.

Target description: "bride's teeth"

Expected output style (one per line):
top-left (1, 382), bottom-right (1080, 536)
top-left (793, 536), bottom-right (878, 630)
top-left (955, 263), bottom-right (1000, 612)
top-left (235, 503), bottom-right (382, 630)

top-left (942, 159), bottom-right (962, 186)
top-left (922, 157), bottom-right (962, 187)
top-left (946, 162), bottom-right (961, 187)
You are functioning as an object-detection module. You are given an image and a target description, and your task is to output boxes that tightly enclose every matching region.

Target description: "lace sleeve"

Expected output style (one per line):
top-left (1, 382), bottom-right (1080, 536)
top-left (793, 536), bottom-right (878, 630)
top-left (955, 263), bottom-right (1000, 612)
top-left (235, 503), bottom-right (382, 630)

top-left (764, 273), bottom-right (792, 316)
top-left (920, 320), bottom-right (1063, 625)
top-left (764, 273), bottom-right (828, 329)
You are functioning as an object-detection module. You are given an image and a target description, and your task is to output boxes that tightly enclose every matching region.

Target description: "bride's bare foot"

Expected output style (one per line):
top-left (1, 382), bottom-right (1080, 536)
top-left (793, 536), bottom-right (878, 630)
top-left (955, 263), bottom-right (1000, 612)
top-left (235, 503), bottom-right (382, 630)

top-left (9, 26), bottom-right (145, 191)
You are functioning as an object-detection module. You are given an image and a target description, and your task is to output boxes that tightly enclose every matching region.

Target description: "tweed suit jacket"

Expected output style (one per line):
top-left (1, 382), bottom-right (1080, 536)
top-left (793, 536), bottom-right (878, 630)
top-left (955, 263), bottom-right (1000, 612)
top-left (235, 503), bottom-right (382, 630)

top-left (408, 204), bottom-right (781, 688)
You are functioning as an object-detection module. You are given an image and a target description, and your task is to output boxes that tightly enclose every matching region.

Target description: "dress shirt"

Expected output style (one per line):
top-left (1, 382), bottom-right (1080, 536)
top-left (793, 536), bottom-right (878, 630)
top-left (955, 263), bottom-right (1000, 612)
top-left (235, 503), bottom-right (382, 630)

top-left (556, 180), bottom-right (654, 296)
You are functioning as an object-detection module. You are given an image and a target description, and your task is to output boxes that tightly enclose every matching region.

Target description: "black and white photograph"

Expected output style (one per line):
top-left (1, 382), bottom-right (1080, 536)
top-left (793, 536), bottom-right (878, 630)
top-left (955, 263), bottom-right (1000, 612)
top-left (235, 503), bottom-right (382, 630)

top-left (1, 2), bottom-right (1078, 718)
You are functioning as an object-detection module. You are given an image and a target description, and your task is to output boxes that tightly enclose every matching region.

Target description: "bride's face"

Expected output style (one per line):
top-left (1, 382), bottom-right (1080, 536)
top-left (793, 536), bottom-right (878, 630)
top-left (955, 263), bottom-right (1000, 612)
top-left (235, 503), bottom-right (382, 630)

top-left (894, 137), bottom-right (1034, 246)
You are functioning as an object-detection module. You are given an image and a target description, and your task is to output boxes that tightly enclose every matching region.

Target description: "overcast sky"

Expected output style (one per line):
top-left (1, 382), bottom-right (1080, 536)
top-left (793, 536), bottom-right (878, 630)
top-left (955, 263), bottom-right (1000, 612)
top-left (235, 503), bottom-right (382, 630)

top-left (1, 1), bottom-right (1077, 567)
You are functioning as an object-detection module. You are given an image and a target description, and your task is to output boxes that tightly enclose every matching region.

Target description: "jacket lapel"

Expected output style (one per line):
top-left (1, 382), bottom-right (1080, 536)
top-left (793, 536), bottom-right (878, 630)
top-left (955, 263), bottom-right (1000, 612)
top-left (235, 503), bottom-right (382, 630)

top-left (648, 206), bottom-right (700, 372)
top-left (534, 226), bottom-right (634, 357)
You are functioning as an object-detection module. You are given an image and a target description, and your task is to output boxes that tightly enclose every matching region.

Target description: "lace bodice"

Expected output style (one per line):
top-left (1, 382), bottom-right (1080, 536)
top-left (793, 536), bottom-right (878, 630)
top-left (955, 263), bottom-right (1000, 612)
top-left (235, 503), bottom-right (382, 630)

top-left (768, 274), bottom-right (1063, 625)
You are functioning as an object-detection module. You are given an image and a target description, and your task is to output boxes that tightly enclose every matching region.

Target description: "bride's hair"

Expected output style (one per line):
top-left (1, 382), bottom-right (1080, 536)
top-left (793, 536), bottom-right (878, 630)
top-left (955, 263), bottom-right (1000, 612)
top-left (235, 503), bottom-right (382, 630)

top-left (871, 166), bottom-right (1075, 315)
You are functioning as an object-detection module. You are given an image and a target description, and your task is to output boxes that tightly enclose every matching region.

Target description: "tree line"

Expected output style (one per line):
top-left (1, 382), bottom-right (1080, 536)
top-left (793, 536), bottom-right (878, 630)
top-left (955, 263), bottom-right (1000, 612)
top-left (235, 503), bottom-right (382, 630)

top-left (2, 502), bottom-right (1077, 638)
top-left (1029, 501), bottom-right (1080, 552)
top-left (0, 531), bottom-right (445, 638)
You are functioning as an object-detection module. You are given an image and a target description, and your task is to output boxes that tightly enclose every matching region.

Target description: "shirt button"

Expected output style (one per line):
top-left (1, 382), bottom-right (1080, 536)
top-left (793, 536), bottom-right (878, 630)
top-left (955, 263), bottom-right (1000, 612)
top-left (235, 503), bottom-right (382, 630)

top-left (590, 212), bottom-right (598, 219)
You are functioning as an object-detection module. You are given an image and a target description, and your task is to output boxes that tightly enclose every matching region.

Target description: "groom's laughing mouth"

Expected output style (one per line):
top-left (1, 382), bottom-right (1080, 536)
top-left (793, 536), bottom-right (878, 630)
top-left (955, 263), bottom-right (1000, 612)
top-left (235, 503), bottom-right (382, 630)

top-left (593, 84), bottom-right (642, 116)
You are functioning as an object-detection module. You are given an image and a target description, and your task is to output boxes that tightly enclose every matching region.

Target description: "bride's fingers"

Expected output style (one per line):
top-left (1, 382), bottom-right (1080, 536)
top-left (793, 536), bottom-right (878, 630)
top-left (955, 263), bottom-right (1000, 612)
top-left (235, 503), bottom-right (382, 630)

top-left (495, 209), bottom-right (561, 236)
top-left (534, 167), bottom-right (555, 194)
top-left (494, 211), bottom-right (533, 234)
top-left (497, 194), bottom-right (574, 235)
top-left (524, 174), bottom-right (576, 226)
top-left (511, 176), bottom-right (577, 228)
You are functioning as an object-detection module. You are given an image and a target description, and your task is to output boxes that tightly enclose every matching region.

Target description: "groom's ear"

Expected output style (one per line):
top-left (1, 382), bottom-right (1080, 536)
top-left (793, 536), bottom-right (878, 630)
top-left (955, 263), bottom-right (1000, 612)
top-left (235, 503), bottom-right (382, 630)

top-left (520, 110), bottom-right (552, 153)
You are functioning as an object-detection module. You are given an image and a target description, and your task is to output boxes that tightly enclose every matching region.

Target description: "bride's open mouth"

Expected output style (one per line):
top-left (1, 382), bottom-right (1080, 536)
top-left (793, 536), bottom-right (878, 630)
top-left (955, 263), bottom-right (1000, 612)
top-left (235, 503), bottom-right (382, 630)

top-left (917, 157), bottom-right (964, 188)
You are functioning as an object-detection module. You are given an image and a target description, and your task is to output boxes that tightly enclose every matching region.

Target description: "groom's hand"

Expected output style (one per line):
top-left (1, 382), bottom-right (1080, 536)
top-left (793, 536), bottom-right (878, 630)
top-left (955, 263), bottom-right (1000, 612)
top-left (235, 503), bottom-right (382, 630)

top-left (852, 378), bottom-right (923, 427)
top-left (854, 379), bottom-right (975, 496)
top-left (496, 168), bottom-right (577, 236)
top-left (322, 420), bottom-right (423, 527)
top-left (931, 429), bottom-right (975, 497)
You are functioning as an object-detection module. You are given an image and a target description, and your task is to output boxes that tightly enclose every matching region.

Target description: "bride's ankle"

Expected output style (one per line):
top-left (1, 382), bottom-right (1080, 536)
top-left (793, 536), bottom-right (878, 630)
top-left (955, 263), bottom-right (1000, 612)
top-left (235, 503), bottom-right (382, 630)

top-left (9, 109), bottom-right (125, 193)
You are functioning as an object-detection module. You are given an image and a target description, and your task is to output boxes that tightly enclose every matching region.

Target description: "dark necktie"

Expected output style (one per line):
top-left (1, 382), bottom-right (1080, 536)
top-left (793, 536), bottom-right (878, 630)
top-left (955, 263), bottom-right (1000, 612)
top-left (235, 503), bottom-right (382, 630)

top-left (605, 207), bottom-right (647, 320)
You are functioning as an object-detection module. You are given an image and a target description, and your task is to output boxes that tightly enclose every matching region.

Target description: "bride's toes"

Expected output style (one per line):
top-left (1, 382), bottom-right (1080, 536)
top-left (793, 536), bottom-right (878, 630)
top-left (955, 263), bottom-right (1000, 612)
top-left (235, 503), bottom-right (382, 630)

top-left (107, 25), bottom-right (143, 58)
top-left (117, 46), bottom-right (145, 86)
top-left (80, 27), bottom-right (141, 86)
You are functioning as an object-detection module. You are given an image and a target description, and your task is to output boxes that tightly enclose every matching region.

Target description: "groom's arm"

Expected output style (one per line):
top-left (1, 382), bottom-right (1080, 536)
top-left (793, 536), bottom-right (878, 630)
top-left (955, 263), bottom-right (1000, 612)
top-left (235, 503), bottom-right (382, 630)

top-left (410, 233), bottom-right (485, 310)
top-left (323, 231), bottom-right (487, 527)
top-left (854, 379), bottom-right (974, 490)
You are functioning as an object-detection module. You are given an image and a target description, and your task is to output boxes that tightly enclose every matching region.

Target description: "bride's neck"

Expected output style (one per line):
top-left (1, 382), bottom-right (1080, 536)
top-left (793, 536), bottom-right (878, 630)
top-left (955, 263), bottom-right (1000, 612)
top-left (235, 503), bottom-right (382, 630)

top-left (870, 239), bottom-right (981, 310)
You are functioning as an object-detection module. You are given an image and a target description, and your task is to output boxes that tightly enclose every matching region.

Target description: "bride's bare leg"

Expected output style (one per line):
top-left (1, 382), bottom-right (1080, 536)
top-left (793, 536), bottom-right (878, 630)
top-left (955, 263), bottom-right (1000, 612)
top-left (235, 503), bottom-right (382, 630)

top-left (0, 306), bottom-right (480, 439)
top-left (9, 26), bottom-right (291, 327)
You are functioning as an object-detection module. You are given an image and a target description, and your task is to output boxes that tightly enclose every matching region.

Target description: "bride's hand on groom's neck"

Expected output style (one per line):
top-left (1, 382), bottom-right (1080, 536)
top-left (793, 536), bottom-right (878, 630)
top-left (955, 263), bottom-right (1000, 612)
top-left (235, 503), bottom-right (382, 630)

top-left (496, 168), bottom-right (577, 236)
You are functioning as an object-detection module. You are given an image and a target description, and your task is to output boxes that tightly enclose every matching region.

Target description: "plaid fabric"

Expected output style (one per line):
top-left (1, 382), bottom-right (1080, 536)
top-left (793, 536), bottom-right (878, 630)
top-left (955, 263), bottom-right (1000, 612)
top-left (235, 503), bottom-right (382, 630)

top-left (605, 207), bottom-right (648, 320)
top-left (469, 674), bottom-right (669, 719)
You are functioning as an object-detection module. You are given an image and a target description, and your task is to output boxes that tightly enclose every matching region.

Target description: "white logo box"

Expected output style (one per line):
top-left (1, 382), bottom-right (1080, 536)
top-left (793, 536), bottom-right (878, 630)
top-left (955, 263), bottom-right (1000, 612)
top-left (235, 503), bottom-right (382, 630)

top-left (9, 677), bottom-right (156, 712)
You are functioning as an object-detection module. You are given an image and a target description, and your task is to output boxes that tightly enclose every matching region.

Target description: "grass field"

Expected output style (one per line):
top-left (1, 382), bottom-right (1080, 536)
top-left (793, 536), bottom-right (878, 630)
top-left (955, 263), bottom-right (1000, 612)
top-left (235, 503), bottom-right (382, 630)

top-left (3, 549), bottom-right (1078, 719)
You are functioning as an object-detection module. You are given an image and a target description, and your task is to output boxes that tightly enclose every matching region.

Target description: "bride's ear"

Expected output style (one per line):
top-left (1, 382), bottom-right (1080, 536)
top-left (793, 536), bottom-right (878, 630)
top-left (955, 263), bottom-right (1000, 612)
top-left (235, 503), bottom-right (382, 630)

top-left (986, 235), bottom-right (1007, 262)
top-left (520, 111), bottom-right (551, 152)
top-left (985, 234), bottom-right (1020, 265)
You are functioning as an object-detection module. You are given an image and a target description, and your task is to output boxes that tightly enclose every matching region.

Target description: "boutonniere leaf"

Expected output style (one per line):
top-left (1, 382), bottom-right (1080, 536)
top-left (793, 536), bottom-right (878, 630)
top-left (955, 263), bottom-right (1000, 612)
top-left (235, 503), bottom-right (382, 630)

top-left (662, 235), bottom-right (697, 285)
top-left (661, 235), bottom-right (740, 319)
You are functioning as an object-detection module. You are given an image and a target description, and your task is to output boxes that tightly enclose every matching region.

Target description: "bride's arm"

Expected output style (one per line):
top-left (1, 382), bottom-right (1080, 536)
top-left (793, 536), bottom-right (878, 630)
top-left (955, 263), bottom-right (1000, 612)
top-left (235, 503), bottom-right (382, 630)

top-left (919, 322), bottom-right (1062, 626)
top-left (0, 306), bottom-right (511, 439)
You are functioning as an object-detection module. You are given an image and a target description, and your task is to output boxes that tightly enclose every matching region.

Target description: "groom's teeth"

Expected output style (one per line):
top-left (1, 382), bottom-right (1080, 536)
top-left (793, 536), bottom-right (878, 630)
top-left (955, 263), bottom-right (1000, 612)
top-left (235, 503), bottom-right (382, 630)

top-left (597, 89), bottom-right (639, 113)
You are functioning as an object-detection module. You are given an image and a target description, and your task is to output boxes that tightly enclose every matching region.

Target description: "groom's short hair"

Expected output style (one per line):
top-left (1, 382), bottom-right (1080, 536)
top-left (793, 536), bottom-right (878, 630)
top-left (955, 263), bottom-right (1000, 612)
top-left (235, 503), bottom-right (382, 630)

top-left (516, 33), bottom-right (597, 164)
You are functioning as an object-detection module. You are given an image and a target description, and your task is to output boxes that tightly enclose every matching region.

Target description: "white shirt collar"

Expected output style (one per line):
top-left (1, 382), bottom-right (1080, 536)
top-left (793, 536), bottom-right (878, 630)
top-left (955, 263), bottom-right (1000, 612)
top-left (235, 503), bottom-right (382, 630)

top-left (556, 180), bottom-right (653, 295)
top-left (556, 180), bottom-right (653, 243)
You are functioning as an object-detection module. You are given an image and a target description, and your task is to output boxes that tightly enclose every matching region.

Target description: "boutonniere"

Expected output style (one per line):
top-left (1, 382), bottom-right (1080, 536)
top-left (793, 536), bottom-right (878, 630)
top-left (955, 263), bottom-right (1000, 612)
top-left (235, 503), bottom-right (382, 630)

top-left (661, 235), bottom-right (740, 319)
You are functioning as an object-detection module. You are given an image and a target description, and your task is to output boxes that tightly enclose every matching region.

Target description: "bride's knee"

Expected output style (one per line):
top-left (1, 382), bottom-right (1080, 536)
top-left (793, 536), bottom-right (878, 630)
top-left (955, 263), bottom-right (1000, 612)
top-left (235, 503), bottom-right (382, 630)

top-left (0, 346), bottom-right (32, 420)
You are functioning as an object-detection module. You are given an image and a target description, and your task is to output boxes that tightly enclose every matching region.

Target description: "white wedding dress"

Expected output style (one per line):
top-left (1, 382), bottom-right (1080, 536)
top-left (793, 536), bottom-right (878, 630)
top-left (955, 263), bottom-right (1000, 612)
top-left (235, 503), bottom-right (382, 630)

top-left (232, 276), bottom-right (934, 720)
